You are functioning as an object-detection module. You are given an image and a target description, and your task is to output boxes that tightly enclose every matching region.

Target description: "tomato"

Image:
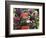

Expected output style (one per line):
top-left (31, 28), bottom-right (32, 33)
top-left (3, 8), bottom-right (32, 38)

top-left (20, 13), bottom-right (29, 19)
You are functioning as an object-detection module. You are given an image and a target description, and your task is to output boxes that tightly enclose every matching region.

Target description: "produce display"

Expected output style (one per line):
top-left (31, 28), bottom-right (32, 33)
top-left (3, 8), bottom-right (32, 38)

top-left (13, 8), bottom-right (39, 30)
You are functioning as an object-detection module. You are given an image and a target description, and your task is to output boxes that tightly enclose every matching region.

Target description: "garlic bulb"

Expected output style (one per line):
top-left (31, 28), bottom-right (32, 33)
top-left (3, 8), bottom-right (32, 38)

top-left (26, 20), bottom-right (31, 23)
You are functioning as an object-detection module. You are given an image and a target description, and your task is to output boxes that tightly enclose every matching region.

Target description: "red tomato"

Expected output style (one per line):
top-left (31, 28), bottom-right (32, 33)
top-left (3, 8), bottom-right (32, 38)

top-left (20, 13), bottom-right (29, 19)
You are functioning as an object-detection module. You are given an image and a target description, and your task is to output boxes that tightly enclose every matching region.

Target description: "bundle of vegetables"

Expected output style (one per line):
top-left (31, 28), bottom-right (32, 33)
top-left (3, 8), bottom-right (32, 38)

top-left (13, 8), bottom-right (39, 29)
